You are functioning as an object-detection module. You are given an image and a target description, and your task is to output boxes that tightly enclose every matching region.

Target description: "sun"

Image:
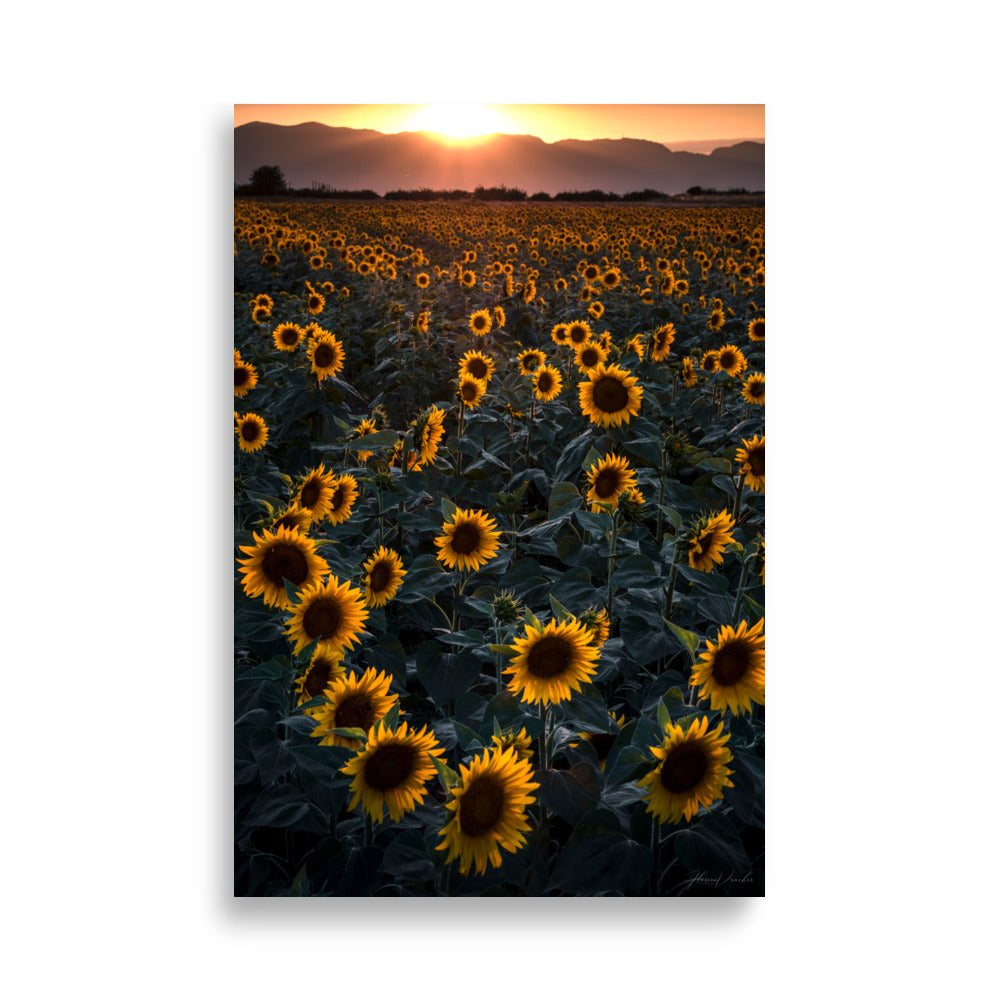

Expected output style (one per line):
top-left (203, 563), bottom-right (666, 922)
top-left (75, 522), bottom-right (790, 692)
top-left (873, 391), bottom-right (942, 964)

top-left (409, 104), bottom-right (510, 140)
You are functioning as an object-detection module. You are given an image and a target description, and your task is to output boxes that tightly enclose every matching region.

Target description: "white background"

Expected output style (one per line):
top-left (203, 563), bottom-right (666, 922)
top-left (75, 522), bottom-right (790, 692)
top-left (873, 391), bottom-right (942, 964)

top-left (3, 2), bottom-right (997, 996)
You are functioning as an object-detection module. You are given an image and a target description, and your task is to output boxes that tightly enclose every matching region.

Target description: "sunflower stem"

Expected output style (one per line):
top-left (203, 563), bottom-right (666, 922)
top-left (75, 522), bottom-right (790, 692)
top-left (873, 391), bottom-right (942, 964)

top-left (732, 473), bottom-right (746, 526)
top-left (655, 439), bottom-right (670, 547)
top-left (732, 556), bottom-right (751, 626)
top-left (605, 509), bottom-right (619, 617)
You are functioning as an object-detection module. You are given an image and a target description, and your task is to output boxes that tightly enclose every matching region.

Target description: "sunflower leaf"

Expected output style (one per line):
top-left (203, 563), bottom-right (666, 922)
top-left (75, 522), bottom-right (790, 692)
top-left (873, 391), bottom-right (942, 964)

top-left (665, 620), bottom-right (701, 661)
top-left (548, 594), bottom-right (573, 622)
top-left (441, 495), bottom-right (458, 521)
top-left (432, 755), bottom-right (459, 789)
top-left (327, 727), bottom-right (368, 741)
top-left (488, 644), bottom-right (519, 657)
top-left (523, 607), bottom-right (542, 630)
top-left (380, 703), bottom-right (400, 731)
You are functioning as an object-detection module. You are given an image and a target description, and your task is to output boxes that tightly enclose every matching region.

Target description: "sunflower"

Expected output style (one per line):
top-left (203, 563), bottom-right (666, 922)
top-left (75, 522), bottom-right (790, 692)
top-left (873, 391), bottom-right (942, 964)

top-left (581, 263), bottom-right (601, 283)
top-left (551, 323), bottom-right (570, 346)
top-left (293, 648), bottom-right (346, 706)
top-left (686, 510), bottom-right (736, 572)
top-left (717, 344), bottom-right (748, 377)
top-left (638, 717), bottom-right (734, 824)
top-left (566, 320), bottom-right (592, 347)
top-left (490, 727), bottom-right (533, 763)
top-left (341, 721), bottom-right (445, 823)
top-left (469, 309), bottom-right (492, 337)
top-left (285, 576), bottom-right (370, 657)
top-left (692, 619), bottom-right (765, 716)
top-left (459, 350), bottom-right (495, 384)
top-left (700, 350), bottom-right (721, 374)
top-left (362, 546), bottom-right (407, 608)
top-left (292, 463), bottom-right (337, 525)
top-left (236, 413), bottom-right (268, 452)
top-left (748, 316), bottom-right (765, 341)
top-left (457, 374), bottom-right (486, 408)
top-left (272, 322), bottom-right (305, 352)
top-left (675, 279), bottom-right (689, 296)
top-left (411, 406), bottom-right (446, 467)
top-left (234, 355), bottom-right (258, 397)
top-left (588, 301), bottom-right (605, 320)
top-left (649, 323), bottom-right (676, 362)
top-left (309, 668), bottom-right (397, 749)
top-left (574, 340), bottom-right (608, 374)
top-left (578, 363), bottom-right (643, 428)
top-left (742, 372), bottom-right (765, 405)
top-left (575, 711), bottom-right (626, 769)
top-left (517, 348), bottom-right (546, 375)
top-left (237, 525), bottom-right (329, 610)
top-left (269, 504), bottom-right (312, 534)
top-left (251, 305), bottom-right (271, 324)
top-left (532, 364), bottom-right (563, 402)
top-left (326, 473), bottom-right (359, 525)
top-left (707, 308), bottom-right (726, 332)
top-left (308, 333), bottom-right (345, 381)
top-left (415, 272), bottom-right (430, 288)
top-left (504, 617), bottom-right (601, 706)
top-left (576, 606), bottom-right (611, 647)
top-left (353, 416), bottom-right (378, 462)
top-left (435, 508), bottom-right (503, 573)
top-left (306, 291), bottom-right (326, 315)
top-left (493, 305), bottom-right (506, 328)
top-left (601, 268), bottom-right (621, 289)
top-left (736, 435), bottom-right (764, 492)
top-left (585, 454), bottom-right (638, 508)
top-left (436, 746), bottom-right (539, 875)
top-left (626, 334), bottom-right (646, 358)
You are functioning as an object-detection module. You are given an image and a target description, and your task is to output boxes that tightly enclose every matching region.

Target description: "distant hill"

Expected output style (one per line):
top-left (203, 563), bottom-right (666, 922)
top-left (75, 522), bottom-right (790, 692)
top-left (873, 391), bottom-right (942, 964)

top-left (234, 122), bottom-right (764, 196)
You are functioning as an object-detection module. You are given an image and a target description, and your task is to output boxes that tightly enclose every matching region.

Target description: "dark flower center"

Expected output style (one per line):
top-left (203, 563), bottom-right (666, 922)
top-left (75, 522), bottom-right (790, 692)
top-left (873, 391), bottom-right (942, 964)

top-left (659, 742), bottom-right (708, 793)
top-left (331, 484), bottom-right (348, 511)
top-left (695, 528), bottom-right (717, 558)
top-left (749, 381), bottom-right (764, 397)
top-left (261, 542), bottom-right (309, 587)
top-left (580, 347), bottom-right (599, 367)
top-left (363, 743), bottom-right (417, 790)
top-left (594, 467), bottom-right (621, 499)
top-left (526, 635), bottom-right (572, 678)
top-left (299, 479), bottom-right (322, 509)
top-left (241, 421), bottom-right (260, 442)
top-left (335, 692), bottom-right (374, 731)
top-left (314, 343), bottom-right (335, 368)
top-left (592, 376), bottom-right (629, 412)
top-left (281, 328), bottom-right (298, 345)
top-left (523, 354), bottom-right (540, 371)
top-left (461, 381), bottom-right (479, 402)
top-left (537, 371), bottom-right (553, 393)
top-left (450, 522), bottom-right (482, 555)
top-left (302, 596), bottom-right (343, 640)
top-left (712, 640), bottom-right (751, 685)
top-left (234, 367), bottom-right (249, 387)
top-left (569, 326), bottom-right (588, 344)
top-left (748, 446), bottom-right (764, 476)
top-left (368, 560), bottom-right (393, 593)
top-left (473, 315), bottom-right (487, 329)
top-left (304, 657), bottom-right (335, 697)
top-left (467, 357), bottom-right (488, 379)
top-left (459, 775), bottom-right (505, 836)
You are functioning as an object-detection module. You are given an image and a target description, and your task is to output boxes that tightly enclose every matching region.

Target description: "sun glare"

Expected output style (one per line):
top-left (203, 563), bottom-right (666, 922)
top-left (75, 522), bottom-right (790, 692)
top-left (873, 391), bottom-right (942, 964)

top-left (408, 104), bottom-right (509, 140)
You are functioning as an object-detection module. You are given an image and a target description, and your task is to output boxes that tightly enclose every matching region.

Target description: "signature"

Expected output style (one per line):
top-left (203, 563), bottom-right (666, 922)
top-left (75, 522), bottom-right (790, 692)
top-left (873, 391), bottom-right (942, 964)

top-left (688, 871), bottom-right (755, 887)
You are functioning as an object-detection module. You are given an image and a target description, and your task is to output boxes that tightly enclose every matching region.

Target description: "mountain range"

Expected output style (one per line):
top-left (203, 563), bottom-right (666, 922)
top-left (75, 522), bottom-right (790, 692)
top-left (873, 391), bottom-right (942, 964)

top-left (234, 122), bottom-right (764, 196)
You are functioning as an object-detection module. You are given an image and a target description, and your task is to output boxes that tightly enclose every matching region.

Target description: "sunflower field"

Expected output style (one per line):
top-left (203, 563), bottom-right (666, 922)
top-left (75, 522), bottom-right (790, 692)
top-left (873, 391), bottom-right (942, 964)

top-left (234, 200), bottom-right (765, 896)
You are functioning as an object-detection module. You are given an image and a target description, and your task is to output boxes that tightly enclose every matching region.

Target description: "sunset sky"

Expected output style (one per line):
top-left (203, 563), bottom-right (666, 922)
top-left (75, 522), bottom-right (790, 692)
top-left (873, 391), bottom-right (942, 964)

top-left (234, 104), bottom-right (763, 152)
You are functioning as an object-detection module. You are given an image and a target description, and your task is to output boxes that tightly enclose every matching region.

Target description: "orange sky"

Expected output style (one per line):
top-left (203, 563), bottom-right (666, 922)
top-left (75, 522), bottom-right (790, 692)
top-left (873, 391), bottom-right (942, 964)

top-left (234, 104), bottom-right (763, 150)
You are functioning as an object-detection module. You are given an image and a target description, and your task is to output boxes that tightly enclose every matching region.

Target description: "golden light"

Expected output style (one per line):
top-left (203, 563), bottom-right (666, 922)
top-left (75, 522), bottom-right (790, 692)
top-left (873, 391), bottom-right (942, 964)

top-left (408, 104), bottom-right (511, 140)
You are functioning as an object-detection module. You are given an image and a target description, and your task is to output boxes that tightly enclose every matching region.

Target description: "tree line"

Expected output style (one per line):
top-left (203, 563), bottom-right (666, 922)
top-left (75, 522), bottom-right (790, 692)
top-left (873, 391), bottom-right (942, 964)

top-left (236, 166), bottom-right (761, 202)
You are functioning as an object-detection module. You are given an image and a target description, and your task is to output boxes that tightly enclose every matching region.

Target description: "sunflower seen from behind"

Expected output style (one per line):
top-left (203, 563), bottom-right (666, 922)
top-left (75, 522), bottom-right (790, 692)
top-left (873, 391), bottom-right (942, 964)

top-left (691, 619), bottom-right (765, 716)
top-left (435, 508), bottom-right (502, 573)
top-left (736, 434), bottom-right (764, 492)
top-left (361, 546), bottom-right (406, 608)
top-left (505, 617), bottom-right (601, 706)
top-left (341, 721), bottom-right (445, 823)
top-left (284, 575), bottom-right (370, 657)
top-left (436, 746), bottom-right (539, 875)
top-left (637, 717), bottom-right (734, 824)
top-left (237, 524), bottom-right (329, 610)
top-left (578, 363), bottom-right (643, 429)
top-left (309, 667), bottom-right (397, 749)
